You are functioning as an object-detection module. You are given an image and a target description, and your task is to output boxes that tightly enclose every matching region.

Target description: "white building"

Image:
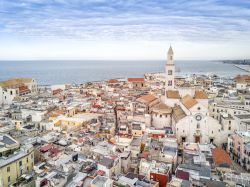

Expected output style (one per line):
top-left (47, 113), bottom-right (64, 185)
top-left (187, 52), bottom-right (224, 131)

top-left (150, 102), bottom-right (172, 129)
top-left (0, 78), bottom-right (37, 105)
top-left (162, 47), bottom-right (225, 146)
top-left (90, 175), bottom-right (113, 187)
top-left (97, 156), bottom-right (121, 178)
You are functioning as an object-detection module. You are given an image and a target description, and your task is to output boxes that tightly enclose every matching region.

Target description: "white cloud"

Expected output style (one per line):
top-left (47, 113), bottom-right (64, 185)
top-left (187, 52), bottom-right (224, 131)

top-left (0, 0), bottom-right (250, 59)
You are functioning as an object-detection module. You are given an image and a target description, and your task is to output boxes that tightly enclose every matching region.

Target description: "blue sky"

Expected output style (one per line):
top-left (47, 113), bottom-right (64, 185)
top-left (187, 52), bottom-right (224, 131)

top-left (0, 0), bottom-right (250, 60)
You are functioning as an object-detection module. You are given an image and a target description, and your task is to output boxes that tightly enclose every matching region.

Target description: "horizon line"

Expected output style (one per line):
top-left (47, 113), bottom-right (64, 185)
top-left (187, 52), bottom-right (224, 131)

top-left (0, 58), bottom-right (246, 62)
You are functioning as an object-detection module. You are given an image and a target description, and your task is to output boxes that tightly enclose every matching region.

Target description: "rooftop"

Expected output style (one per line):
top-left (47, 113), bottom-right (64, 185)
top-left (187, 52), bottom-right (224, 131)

top-left (212, 148), bottom-right (232, 167)
top-left (166, 90), bottom-right (181, 99)
top-left (194, 90), bottom-right (208, 99)
top-left (98, 157), bottom-right (114, 169)
top-left (0, 78), bottom-right (33, 88)
top-left (0, 144), bottom-right (33, 168)
top-left (0, 134), bottom-right (17, 146)
top-left (128, 78), bottom-right (145, 82)
top-left (91, 175), bottom-right (111, 186)
top-left (136, 94), bottom-right (157, 104)
top-left (173, 105), bottom-right (186, 122)
top-left (151, 102), bottom-right (172, 114)
top-left (177, 164), bottom-right (211, 178)
top-left (181, 95), bottom-right (198, 109)
top-left (235, 114), bottom-right (250, 120)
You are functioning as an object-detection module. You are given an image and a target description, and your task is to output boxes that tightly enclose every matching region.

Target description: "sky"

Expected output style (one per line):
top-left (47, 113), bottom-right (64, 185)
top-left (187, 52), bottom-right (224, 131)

top-left (0, 0), bottom-right (250, 60)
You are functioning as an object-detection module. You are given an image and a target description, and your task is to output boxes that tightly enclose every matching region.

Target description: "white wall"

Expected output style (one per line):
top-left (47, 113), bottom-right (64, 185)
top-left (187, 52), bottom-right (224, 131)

top-left (21, 109), bottom-right (46, 122)
top-left (152, 113), bottom-right (171, 128)
top-left (236, 83), bottom-right (247, 90)
top-left (1, 88), bottom-right (18, 105)
top-left (175, 115), bottom-right (223, 146)
top-left (178, 87), bottom-right (195, 98)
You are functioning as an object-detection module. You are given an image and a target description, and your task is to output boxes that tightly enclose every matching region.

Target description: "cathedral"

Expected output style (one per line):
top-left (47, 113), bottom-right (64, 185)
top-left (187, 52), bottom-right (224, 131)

top-left (159, 47), bottom-right (226, 146)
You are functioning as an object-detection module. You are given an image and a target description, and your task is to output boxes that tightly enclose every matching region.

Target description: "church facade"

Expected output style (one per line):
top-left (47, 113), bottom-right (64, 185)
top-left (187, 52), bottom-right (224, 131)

top-left (157, 47), bottom-right (228, 146)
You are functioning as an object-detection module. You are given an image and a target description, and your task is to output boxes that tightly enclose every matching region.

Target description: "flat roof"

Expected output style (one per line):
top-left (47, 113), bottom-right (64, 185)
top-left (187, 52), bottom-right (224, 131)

top-left (0, 145), bottom-right (33, 168)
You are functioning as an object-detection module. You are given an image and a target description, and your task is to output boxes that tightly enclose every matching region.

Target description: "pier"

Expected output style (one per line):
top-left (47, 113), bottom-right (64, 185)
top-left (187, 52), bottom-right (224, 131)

top-left (234, 65), bottom-right (250, 73)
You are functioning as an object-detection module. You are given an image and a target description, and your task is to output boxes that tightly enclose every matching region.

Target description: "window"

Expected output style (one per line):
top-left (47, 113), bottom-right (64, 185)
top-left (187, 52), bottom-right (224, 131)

top-left (229, 126), bottom-right (231, 130)
top-left (168, 70), bottom-right (172, 75)
top-left (8, 176), bottom-right (10, 183)
top-left (229, 121), bottom-right (231, 125)
top-left (170, 55), bottom-right (173, 60)
top-left (197, 123), bottom-right (200, 129)
top-left (10, 91), bottom-right (13, 95)
top-left (7, 167), bottom-right (10, 172)
top-left (27, 157), bottom-right (28, 162)
top-left (197, 107), bottom-right (201, 110)
top-left (19, 161), bottom-right (22, 166)
top-left (168, 80), bottom-right (172, 86)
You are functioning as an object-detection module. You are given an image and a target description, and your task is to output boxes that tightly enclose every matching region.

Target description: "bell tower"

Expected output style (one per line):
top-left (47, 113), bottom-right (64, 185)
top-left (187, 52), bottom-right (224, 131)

top-left (165, 46), bottom-right (175, 91)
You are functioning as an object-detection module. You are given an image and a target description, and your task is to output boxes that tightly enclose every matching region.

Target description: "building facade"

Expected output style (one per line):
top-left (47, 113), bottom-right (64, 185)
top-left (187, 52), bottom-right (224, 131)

top-left (0, 78), bottom-right (37, 105)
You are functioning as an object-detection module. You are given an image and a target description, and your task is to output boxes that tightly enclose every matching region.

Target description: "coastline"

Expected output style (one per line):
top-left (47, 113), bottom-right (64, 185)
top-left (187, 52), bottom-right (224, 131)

top-left (0, 60), bottom-right (247, 85)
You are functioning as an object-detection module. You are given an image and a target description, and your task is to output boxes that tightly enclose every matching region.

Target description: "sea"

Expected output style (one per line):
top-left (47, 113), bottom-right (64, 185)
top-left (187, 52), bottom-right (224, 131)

top-left (0, 60), bottom-right (248, 85)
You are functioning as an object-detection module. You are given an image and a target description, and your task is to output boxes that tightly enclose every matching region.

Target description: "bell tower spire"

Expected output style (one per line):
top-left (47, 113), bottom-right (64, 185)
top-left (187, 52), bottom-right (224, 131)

top-left (167, 46), bottom-right (174, 64)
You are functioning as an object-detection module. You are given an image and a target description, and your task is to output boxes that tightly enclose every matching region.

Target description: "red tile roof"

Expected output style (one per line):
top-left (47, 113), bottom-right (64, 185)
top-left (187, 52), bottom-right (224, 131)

top-left (235, 75), bottom-right (250, 81)
top-left (137, 94), bottom-right (157, 104)
top-left (128, 78), bottom-right (145, 82)
top-left (40, 144), bottom-right (53, 152)
top-left (18, 85), bottom-right (31, 94)
top-left (96, 170), bottom-right (105, 176)
top-left (181, 95), bottom-right (198, 109)
top-left (194, 90), bottom-right (208, 99)
top-left (212, 148), bottom-right (232, 167)
top-left (107, 79), bottom-right (119, 84)
top-left (166, 90), bottom-right (181, 99)
top-left (52, 88), bottom-right (63, 95)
